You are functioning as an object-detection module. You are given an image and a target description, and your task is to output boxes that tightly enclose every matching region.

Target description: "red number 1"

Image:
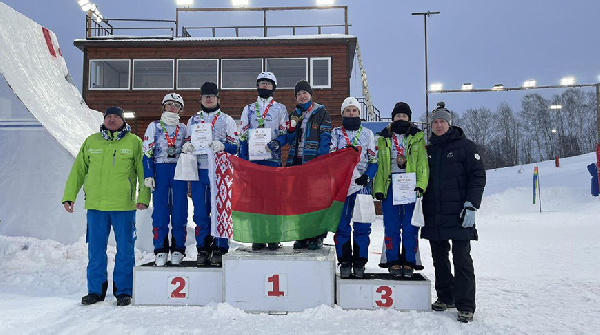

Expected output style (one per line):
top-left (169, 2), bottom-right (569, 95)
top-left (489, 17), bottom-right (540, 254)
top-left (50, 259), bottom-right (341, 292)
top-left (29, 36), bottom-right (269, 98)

top-left (375, 285), bottom-right (393, 307)
top-left (170, 277), bottom-right (186, 298)
top-left (267, 274), bottom-right (285, 297)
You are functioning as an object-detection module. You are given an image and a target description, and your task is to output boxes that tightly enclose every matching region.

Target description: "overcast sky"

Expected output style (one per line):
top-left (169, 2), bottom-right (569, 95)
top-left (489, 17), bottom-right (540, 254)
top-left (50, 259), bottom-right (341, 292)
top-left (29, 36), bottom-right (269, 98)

top-left (3, 0), bottom-right (599, 120)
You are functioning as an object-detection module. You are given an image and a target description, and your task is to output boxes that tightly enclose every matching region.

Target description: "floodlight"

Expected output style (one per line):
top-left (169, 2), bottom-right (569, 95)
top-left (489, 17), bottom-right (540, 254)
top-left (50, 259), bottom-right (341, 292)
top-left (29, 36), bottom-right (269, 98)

top-left (176, 0), bottom-right (194, 6)
top-left (232, 0), bottom-right (249, 6)
top-left (551, 129), bottom-right (557, 133)
top-left (522, 79), bottom-right (536, 88)
top-left (492, 84), bottom-right (504, 91)
top-left (317, 0), bottom-right (335, 6)
top-left (461, 83), bottom-right (473, 90)
top-left (77, 0), bottom-right (90, 6)
top-left (560, 77), bottom-right (575, 86)
top-left (550, 104), bottom-right (563, 110)
top-left (430, 83), bottom-right (443, 92)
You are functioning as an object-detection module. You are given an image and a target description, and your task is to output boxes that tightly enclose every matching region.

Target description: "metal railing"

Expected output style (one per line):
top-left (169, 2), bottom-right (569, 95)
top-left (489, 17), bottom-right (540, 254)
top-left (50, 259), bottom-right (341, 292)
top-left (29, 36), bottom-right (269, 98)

top-left (86, 12), bottom-right (176, 39)
top-left (175, 6), bottom-right (349, 38)
top-left (356, 97), bottom-right (383, 122)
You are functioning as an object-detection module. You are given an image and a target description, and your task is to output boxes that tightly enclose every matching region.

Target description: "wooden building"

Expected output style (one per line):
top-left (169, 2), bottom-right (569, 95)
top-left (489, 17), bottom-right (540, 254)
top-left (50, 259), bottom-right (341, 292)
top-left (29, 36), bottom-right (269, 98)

top-left (73, 6), bottom-right (359, 137)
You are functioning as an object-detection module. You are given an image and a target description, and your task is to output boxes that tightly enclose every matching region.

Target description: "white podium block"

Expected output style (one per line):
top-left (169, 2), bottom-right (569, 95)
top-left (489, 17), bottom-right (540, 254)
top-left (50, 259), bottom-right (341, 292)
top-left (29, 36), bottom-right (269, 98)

top-left (336, 273), bottom-right (431, 311)
top-left (133, 261), bottom-right (223, 306)
top-left (223, 246), bottom-right (335, 313)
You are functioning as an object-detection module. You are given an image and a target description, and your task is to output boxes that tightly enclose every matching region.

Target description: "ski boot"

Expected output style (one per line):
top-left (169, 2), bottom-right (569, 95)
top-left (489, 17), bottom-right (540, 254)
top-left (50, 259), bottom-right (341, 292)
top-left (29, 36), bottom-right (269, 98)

top-left (171, 251), bottom-right (184, 266)
top-left (155, 252), bottom-right (168, 267)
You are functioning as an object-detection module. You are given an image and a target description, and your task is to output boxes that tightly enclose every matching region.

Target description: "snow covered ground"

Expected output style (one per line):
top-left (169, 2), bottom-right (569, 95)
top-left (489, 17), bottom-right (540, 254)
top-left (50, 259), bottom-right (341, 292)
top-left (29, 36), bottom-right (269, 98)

top-left (1, 153), bottom-right (599, 334)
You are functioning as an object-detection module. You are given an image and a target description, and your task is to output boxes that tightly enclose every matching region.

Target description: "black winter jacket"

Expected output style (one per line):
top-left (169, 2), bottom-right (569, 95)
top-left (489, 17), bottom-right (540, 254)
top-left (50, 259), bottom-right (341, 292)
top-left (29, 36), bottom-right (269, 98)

top-left (421, 126), bottom-right (486, 241)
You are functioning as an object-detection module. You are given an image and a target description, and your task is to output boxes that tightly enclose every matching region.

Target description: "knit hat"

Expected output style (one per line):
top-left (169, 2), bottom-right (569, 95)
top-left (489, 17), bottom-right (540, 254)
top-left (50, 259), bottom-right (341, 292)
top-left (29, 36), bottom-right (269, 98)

top-left (431, 102), bottom-right (452, 125)
top-left (200, 81), bottom-right (219, 96)
top-left (392, 102), bottom-right (412, 121)
top-left (294, 80), bottom-right (313, 96)
top-left (340, 97), bottom-right (361, 114)
top-left (104, 105), bottom-right (124, 121)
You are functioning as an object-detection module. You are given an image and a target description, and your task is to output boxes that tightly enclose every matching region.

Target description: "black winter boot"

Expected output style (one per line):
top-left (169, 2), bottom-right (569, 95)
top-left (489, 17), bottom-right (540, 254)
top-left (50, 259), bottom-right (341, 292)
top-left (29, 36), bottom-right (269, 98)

top-left (116, 294), bottom-right (132, 306)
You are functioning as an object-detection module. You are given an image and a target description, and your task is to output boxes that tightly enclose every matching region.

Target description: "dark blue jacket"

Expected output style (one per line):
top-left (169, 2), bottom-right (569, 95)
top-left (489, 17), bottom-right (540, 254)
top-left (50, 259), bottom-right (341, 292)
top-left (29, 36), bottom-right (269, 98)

top-left (285, 103), bottom-right (332, 166)
top-left (421, 126), bottom-right (486, 241)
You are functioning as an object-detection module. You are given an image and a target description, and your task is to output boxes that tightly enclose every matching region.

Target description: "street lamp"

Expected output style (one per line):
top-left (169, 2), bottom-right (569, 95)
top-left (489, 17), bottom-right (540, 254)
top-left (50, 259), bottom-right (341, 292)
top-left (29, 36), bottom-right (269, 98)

top-left (430, 83), bottom-right (443, 92)
top-left (550, 104), bottom-right (562, 110)
top-left (492, 84), bottom-right (504, 91)
top-left (462, 83), bottom-right (473, 90)
top-left (176, 0), bottom-right (194, 7)
top-left (412, 10), bottom-right (440, 131)
top-left (232, 0), bottom-right (250, 6)
top-left (523, 79), bottom-right (536, 88)
top-left (317, 0), bottom-right (335, 6)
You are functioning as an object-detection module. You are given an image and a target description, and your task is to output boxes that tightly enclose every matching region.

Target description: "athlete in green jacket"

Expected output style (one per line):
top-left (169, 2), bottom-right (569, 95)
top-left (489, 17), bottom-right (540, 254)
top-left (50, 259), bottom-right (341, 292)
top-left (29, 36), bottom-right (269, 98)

top-left (373, 102), bottom-right (429, 278)
top-left (62, 106), bottom-right (150, 307)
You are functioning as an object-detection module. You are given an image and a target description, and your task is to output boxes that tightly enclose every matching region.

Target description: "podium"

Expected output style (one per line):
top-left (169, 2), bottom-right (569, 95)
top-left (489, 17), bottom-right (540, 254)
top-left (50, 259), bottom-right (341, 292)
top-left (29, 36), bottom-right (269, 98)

top-left (133, 261), bottom-right (223, 306)
top-left (336, 273), bottom-right (431, 310)
top-left (223, 246), bottom-right (336, 313)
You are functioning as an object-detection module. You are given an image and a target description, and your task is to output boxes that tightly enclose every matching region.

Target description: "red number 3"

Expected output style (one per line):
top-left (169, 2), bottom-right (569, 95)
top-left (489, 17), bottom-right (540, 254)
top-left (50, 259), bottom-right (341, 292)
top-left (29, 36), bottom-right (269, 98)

top-left (375, 285), bottom-right (393, 307)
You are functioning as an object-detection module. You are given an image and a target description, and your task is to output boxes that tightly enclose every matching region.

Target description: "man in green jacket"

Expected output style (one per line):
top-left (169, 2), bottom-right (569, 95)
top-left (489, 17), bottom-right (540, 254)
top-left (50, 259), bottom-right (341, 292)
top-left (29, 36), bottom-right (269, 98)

top-left (62, 106), bottom-right (150, 306)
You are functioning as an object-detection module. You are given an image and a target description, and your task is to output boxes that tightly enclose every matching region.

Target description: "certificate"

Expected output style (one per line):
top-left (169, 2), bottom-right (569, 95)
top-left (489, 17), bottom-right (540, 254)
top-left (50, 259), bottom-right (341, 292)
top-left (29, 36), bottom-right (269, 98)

top-left (191, 123), bottom-right (212, 153)
top-left (392, 172), bottom-right (417, 205)
top-left (249, 128), bottom-right (272, 161)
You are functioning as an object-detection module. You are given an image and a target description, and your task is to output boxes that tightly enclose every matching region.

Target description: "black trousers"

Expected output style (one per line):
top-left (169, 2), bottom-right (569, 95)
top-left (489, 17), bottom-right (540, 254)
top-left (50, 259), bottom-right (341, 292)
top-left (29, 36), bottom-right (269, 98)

top-left (429, 239), bottom-right (476, 313)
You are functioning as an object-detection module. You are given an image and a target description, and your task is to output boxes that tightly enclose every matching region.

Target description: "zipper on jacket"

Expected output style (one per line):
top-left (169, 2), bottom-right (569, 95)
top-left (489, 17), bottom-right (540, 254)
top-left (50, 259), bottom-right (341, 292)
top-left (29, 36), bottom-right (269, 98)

top-left (113, 150), bottom-right (116, 166)
top-left (128, 177), bottom-right (134, 201)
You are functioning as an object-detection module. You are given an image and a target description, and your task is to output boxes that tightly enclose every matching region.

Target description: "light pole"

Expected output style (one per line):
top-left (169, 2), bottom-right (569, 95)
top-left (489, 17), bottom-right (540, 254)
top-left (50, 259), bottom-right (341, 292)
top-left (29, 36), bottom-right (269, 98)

top-left (412, 10), bottom-right (440, 132)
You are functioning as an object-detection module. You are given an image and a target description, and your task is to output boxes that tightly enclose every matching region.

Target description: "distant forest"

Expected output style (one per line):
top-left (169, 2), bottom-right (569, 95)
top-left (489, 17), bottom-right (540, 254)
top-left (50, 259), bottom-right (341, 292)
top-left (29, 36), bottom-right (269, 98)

top-left (423, 88), bottom-right (598, 169)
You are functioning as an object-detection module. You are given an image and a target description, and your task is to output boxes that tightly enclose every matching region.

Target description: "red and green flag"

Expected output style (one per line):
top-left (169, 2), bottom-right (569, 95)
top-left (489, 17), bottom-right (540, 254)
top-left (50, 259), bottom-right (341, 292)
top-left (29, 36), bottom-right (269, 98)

top-left (211, 148), bottom-right (360, 243)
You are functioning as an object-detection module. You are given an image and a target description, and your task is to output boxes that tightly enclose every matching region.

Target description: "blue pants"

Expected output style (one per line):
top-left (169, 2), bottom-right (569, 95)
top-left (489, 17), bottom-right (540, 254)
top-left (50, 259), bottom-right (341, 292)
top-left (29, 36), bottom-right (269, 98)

top-left (334, 192), bottom-right (372, 267)
top-left (191, 168), bottom-right (228, 252)
top-left (152, 163), bottom-right (188, 254)
top-left (382, 185), bottom-right (418, 267)
top-left (86, 210), bottom-right (136, 297)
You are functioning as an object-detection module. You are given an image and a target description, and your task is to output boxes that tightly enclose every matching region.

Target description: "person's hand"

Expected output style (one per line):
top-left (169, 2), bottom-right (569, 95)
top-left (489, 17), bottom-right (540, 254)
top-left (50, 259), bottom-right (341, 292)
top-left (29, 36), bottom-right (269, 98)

top-left (182, 142), bottom-right (195, 153)
top-left (461, 201), bottom-right (477, 228)
top-left (374, 193), bottom-right (384, 201)
top-left (209, 140), bottom-right (225, 153)
top-left (144, 177), bottom-right (155, 191)
top-left (355, 174), bottom-right (369, 186)
top-left (414, 187), bottom-right (424, 198)
top-left (136, 203), bottom-right (148, 210)
top-left (63, 201), bottom-right (74, 213)
top-left (267, 139), bottom-right (280, 152)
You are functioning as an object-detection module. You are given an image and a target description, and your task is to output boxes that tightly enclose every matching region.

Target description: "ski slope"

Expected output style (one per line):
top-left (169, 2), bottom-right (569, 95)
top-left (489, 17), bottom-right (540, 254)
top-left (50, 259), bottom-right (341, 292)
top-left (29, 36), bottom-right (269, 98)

top-left (1, 153), bottom-right (598, 334)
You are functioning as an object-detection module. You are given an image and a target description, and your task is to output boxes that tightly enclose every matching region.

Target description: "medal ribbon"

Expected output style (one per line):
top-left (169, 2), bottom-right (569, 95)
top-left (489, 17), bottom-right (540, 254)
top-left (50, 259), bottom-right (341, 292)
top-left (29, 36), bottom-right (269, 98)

top-left (255, 99), bottom-right (275, 128)
top-left (392, 134), bottom-right (405, 156)
top-left (341, 125), bottom-right (363, 147)
top-left (199, 111), bottom-right (221, 129)
top-left (159, 121), bottom-right (180, 147)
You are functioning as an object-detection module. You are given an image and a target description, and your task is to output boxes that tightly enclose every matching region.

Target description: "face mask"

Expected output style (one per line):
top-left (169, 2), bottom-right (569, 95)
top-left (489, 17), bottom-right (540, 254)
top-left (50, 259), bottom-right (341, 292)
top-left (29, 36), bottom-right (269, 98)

top-left (161, 111), bottom-right (180, 125)
top-left (342, 116), bottom-right (361, 131)
top-left (299, 101), bottom-right (312, 111)
top-left (391, 120), bottom-right (411, 134)
top-left (257, 88), bottom-right (274, 99)
top-left (201, 103), bottom-right (220, 114)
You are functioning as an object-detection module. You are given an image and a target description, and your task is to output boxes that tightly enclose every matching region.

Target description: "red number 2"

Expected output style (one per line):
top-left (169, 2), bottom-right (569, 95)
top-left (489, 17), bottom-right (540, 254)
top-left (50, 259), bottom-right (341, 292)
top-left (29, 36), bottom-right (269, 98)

top-left (267, 274), bottom-right (285, 297)
top-left (375, 285), bottom-right (393, 307)
top-left (170, 277), bottom-right (186, 298)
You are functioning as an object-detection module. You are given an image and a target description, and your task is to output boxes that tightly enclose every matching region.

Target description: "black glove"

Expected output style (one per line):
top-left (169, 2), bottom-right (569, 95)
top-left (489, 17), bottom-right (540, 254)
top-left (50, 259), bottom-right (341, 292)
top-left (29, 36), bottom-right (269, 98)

top-left (374, 192), bottom-right (384, 201)
top-left (267, 139), bottom-right (280, 151)
top-left (355, 174), bottom-right (369, 186)
top-left (414, 187), bottom-right (424, 198)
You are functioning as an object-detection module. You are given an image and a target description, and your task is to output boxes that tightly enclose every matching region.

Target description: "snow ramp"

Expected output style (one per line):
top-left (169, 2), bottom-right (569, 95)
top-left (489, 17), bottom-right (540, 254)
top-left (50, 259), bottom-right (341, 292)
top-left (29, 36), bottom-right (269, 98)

top-left (0, 3), bottom-right (105, 243)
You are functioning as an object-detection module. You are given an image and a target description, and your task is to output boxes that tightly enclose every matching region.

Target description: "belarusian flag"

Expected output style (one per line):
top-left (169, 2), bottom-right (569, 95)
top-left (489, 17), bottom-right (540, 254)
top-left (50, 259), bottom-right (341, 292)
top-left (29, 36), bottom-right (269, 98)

top-left (211, 148), bottom-right (360, 243)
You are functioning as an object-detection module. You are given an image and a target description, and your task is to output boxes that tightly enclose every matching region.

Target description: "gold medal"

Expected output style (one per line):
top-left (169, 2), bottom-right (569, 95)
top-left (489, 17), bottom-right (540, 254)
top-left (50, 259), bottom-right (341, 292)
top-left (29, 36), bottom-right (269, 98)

top-left (396, 154), bottom-right (407, 167)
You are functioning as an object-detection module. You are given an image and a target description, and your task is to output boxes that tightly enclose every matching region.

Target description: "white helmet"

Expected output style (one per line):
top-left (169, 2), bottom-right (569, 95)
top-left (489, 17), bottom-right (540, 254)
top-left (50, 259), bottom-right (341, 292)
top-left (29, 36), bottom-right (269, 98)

top-left (162, 93), bottom-right (184, 109)
top-left (257, 72), bottom-right (277, 87)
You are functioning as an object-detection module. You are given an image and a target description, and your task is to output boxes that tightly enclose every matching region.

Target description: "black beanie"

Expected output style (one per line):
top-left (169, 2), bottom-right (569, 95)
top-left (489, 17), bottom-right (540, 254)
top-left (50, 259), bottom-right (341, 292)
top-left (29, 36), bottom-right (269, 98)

top-left (200, 82), bottom-right (219, 96)
top-left (294, 80), bottom-right (313, 96)
top-left (392, 102), bottom-right (412, 121)
top-left (104, 105), bottom-right (124, 120)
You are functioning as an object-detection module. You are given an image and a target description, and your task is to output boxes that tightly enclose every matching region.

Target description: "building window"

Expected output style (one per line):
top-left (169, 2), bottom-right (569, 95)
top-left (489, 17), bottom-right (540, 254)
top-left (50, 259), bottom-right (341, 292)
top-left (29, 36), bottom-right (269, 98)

top-left (177, 59), bottom-right (219, 89)
top-left (265, 58), bottom-right (308, 89)
top-left (310, 57), bottom-right (331, 88)
top-left (89, 60), bottom-right (130, 90)
top-left (133, 59), bottom-right (174, 89)
top-left (221, 59), bottom-right (263, 89)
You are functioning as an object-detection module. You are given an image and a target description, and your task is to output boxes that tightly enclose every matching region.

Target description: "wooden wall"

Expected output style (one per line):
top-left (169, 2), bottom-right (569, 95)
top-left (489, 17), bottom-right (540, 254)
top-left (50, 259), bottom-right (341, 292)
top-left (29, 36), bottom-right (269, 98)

top-left (81, 39), bottom-right (355, 136)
